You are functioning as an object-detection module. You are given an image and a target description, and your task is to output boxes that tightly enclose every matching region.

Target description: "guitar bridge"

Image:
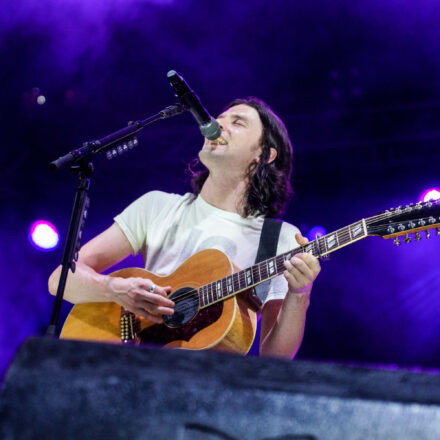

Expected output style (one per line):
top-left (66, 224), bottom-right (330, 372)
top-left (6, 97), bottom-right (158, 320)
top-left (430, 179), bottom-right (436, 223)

top-left (120, 309), bottom-right (139, 344)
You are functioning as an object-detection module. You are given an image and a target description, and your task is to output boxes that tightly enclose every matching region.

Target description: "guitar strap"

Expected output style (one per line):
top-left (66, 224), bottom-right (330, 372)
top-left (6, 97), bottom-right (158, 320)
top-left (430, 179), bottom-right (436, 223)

top-left (255, 217), bottom-right (283, 267)
top-left (243, 217), bottom-right (283, 312)
top-left (246, 217), bottom-right (283, 356)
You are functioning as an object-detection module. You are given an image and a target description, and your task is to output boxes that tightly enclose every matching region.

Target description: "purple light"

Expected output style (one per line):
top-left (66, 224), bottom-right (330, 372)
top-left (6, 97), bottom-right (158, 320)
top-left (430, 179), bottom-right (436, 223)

top-left (29, 220), bottom-right (60, 251)
top-left (420, 188), bottom-right (440, 202)
top-left (307, 225), bottom-right (327, 241)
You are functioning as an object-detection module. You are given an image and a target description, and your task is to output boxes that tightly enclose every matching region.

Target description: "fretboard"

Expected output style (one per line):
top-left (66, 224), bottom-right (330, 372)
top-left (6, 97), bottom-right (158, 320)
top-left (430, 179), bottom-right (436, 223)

top-left (198, 218), bottom-right (368, 308)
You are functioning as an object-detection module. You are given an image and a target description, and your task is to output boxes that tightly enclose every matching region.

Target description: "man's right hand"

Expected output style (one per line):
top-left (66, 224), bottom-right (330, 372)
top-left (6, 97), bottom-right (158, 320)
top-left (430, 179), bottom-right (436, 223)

top-left (106, 277), bottom-right (175, 324)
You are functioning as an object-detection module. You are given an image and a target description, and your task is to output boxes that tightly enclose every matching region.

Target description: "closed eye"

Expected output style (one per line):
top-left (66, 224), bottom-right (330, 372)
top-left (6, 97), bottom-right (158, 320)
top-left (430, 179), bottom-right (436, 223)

top-left (233, 119), bottom-right (246, 126)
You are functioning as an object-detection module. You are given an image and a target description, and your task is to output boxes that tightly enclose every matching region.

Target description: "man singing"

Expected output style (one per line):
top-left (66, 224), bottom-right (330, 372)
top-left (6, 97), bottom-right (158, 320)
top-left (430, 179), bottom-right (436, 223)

top-left (49, 97), bottom-right (321, 358)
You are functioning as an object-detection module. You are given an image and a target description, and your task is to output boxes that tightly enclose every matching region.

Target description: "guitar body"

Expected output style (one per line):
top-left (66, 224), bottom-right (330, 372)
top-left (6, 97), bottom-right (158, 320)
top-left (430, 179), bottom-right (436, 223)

top-left (60, 249), bottom-right (258, 354)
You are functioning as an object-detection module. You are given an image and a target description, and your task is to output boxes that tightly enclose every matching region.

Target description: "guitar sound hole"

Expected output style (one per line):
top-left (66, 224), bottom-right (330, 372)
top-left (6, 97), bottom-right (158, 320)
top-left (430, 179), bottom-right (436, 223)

top-left (163, 286), bottom-right (199, 328)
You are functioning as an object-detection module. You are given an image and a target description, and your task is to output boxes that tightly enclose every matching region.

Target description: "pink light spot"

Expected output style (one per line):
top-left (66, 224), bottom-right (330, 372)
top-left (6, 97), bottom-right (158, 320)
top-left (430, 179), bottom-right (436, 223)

top-left (29, 220), bottom-right (60, 251)
top-left (420, 188), bottom-right (440, 202)
top-left (307, 225), bottom-right (327, 241)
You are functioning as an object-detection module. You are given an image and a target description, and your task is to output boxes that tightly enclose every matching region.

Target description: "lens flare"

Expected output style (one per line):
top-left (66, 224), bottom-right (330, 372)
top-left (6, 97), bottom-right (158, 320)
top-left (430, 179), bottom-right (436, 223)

top-left (420, 188), bottom-right (440, 202)
top-left (307, 225), bottom-right (327, 241)
top-left (29, 220), bottom-right (60, 251)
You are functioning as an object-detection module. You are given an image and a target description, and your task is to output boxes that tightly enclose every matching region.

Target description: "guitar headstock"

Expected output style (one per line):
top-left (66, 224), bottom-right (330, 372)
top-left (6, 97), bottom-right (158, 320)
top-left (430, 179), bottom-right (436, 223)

top-left (366, 200), bottom-right (440, 245)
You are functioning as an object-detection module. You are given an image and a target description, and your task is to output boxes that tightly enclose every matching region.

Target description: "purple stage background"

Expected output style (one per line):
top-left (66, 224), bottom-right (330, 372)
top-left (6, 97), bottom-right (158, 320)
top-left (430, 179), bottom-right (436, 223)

top-left (1, 0), bottom-right (439, 378)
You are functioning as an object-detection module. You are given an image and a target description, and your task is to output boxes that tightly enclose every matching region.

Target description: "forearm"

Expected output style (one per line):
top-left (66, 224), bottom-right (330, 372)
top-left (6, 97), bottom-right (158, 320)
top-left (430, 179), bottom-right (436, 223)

top-left (259, 291), bottom-right (310, 358)
top-left (48, 262), bottom-right (113, 304)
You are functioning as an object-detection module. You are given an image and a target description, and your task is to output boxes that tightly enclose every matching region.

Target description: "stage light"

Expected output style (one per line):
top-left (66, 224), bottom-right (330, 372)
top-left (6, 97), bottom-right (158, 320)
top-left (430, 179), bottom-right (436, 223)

top-left (420, 188), bottom-right (440, 202)
top-left (29, 220), bottom-right (60, 251)
top-left (37, 95), bottom-right (46, 105)
top-left (307, 225), bottom-right (327, 241)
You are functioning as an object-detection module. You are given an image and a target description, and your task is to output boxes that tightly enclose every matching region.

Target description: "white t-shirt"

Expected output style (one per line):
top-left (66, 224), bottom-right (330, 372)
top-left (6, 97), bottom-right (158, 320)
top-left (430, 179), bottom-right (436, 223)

top-left (114, 191), bottom-right (300, 303)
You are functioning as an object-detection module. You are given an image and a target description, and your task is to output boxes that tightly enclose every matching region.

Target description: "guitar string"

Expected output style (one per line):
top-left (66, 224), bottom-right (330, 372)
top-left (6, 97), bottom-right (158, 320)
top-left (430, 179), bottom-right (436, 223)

top-left (164, 212), bottom-right (438, 306)
top-left (159, 205), bottom-right (439, 306)
top-left (167, 219), bottom-right (438, 307)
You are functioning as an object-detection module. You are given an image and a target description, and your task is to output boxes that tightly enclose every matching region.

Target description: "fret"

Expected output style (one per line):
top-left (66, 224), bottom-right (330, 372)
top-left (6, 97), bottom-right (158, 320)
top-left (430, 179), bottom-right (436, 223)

top-left (351, 221), bottom-right (364, 239)
top-left (325, 232), bottom-right (337, 251)
top-left (267, 258), bottom-right (276, 277)
top-left (334, 229), bottom-right (342, 246)
top-left (304, 243), bottom-right (314, 254)
top-left (227, 276), bottom-right (233, 294)
top-left (211, 282), bottom-right (215, 302)
top-left (233, 272), bottom-right (239, 291)
top-left (199, 286), bottom-right (203, 307)
top-left (216, 280), bottom-right (221, 301)
top-left (275, 256), bottom-right (284, 273)
top-left (203, 286), bottom-right (209, 305)
top-left (320, 237), bottom-right (328, 255)
top-left (245, 268), bottom-right (253, 286)
top-left (343, 226), bottom-right (352, 245)
top-left (253, 265), bottom-right (261, 283)
top-left (222, 277), bottom-right (227, 299)
top-left (236, 271), bottom-right (243, 290)
top-left (213, 281), bottom-right (218, 302)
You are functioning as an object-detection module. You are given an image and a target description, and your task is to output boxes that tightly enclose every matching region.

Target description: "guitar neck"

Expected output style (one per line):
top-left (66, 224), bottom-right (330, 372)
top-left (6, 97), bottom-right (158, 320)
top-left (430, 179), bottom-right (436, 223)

top-left (199, 218), bottom-right (370, 308)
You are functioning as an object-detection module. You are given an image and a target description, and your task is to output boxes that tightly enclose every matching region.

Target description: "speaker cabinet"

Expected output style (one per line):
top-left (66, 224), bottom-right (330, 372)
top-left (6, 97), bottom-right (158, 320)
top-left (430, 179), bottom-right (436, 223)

top-left (1, 337), bottom-right (440, 439)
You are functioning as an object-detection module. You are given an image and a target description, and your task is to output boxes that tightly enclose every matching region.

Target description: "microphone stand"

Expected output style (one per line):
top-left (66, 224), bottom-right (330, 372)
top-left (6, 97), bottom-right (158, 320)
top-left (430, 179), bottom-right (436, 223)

top-left (46, 103), bottom-right (185, 337)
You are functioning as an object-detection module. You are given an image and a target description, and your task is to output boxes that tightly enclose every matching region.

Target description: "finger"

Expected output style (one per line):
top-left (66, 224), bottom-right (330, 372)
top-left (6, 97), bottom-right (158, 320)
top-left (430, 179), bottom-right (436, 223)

top-left (133, 289), bottom-right (175, 307)
top-left (141, 303), bottom-right (174, 316)
top-left (155, 285), bottom-right (173, 298)
top-left (295, 253), bottom-right (321, 275)
top-left (137, 279), bottom-right (172, 298)
top-left (283, 261), bottom-right (310, 287)
top-left (283, 270), bottom-right (303, 291)
top-left (290, 256), bottom-right (314, 279)
top-left (133, 308), bottom-right (163, 324)
top-left (295, 232), bottom-right (309, 246)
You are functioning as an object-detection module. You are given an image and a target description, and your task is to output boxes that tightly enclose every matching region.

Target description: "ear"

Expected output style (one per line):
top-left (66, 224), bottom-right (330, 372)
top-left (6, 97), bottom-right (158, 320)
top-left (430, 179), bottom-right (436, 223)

top-left (267, 147), bottom-right (277, 164)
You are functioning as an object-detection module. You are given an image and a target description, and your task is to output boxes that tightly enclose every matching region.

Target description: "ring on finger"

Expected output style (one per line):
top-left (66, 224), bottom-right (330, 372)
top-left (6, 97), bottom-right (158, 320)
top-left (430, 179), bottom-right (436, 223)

top-left (149, 283), bottom-right (156, 293)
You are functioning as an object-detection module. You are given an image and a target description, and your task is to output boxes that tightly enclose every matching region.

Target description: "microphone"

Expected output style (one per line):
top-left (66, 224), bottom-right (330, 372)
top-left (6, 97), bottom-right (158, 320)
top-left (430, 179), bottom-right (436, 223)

top-left (167, 70), bottom-right (222, 141)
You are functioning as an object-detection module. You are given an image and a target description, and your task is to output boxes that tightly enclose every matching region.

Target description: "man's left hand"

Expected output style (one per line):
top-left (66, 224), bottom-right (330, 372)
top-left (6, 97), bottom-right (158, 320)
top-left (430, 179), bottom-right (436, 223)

top-left (283, 233), bottom-right (321, 294)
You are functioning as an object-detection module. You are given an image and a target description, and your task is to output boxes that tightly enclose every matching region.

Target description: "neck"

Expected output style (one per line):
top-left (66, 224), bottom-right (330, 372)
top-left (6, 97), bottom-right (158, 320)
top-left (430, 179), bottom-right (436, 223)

top-left (200, 172), bottom-right (248, 216)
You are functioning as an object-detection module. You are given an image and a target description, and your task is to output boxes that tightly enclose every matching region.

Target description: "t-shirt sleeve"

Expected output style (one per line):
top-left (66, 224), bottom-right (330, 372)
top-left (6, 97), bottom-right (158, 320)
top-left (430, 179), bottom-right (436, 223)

top-left (258, 221), bottom-right (301, 303)
top-left (113, 190), bottom-right (172, 256)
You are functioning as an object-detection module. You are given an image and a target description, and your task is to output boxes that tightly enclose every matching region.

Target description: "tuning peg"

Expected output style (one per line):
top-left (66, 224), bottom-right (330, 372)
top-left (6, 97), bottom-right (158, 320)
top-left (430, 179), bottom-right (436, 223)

top-left (393, 237), bottom-right (401, 246)
top-left (426, 230), bottom-right (431, 239)
top-left (414, 232), bottom-right (421, 241)
top-left (404, 234), bottom-right (411, 244)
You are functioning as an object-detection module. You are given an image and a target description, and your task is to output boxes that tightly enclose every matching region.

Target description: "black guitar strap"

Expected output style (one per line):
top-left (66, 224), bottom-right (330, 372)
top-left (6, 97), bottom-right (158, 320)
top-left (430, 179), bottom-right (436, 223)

top-left (246, 217), bottom-right (283, 356)
top-left (244, 218), bottom-right (283, 312)
top-left (255, 217), bottom-right (283, 266)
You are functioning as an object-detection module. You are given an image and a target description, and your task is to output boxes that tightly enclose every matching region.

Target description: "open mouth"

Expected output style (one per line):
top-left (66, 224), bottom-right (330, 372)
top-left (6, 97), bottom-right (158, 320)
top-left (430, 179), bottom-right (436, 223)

top-left (209, 137), bottom-right (227, 146)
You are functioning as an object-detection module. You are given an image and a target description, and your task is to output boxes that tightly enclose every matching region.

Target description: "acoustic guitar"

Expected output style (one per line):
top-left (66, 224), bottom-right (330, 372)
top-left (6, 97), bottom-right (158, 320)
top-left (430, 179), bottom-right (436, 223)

top-left (60, 199), bottom-right (440, 354)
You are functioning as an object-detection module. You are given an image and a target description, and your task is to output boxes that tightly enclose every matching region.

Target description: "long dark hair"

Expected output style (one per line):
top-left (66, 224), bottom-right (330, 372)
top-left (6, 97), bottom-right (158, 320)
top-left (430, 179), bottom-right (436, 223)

top-left (188, 97), bottom-right (293, 218)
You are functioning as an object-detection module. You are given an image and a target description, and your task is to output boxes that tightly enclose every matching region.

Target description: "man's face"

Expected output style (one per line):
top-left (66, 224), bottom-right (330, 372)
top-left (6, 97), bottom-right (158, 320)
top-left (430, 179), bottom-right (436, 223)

top-left (199, 104), bottom-right (263, 177)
